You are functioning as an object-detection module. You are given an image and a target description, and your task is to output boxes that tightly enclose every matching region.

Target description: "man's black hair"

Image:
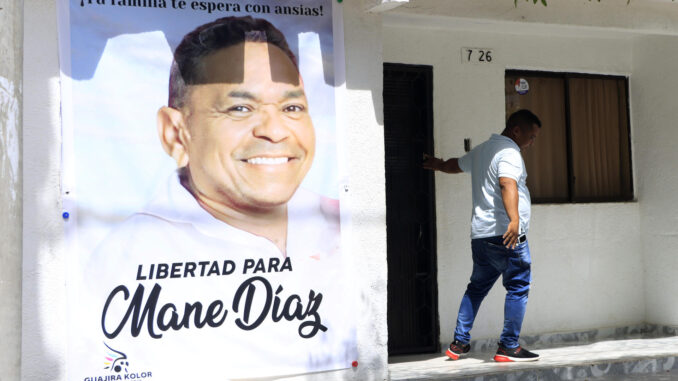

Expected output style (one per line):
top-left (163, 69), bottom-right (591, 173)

top-left (168, 16), bottom-right (297, 109)
top-left (505, 109), bottom-right (542, 133)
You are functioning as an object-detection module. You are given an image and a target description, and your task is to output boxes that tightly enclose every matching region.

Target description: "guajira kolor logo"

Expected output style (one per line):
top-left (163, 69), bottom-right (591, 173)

top-left (82, 343), bottom-right (152, 381)
top-left (104, 343), bottom-right (129, 373)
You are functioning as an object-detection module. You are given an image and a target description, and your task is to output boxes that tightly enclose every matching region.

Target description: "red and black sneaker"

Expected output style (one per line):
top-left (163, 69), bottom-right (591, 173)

top-left (445, 340), bottom-right (470, 360)
top-left (493, 344), bottom-right (540, 362)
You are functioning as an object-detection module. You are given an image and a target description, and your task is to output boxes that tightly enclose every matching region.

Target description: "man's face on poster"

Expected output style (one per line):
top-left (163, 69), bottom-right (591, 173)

top-left (180, 41), bottom-right (315, 212)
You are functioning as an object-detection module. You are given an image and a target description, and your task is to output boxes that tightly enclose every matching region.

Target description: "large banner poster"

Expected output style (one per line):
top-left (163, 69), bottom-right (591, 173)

top-left (57, 1), bottom-right (355, 379)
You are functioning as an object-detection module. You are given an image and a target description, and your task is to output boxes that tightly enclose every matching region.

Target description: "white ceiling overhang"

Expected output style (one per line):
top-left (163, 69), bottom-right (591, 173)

top-left (377, 0), bottom-right (678, 36)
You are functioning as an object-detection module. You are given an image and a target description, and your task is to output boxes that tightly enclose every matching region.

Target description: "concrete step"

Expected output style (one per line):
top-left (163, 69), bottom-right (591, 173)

top-left (388, 336), bottom-right (678, 381)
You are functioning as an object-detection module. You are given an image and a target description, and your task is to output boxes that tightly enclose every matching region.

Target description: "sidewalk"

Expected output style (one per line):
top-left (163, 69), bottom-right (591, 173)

top-left (389, 335), bottom-right (678, 380)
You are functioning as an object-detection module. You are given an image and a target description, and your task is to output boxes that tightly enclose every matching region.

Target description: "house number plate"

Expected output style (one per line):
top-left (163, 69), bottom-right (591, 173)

top-left (462, 47), bottom-right (494, 64)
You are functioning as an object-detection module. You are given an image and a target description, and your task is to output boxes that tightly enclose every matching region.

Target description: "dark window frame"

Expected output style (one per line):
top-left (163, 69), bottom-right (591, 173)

top-left (506, 70), bottom-right (634, 204)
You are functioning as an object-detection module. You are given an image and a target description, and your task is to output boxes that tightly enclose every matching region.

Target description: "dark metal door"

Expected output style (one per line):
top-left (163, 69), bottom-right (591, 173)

top-left (383, 63), bottom-right (439, 355)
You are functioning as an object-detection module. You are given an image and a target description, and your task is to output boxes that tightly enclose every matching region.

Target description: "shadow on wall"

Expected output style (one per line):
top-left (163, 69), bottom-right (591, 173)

top-left (67, 6), bottom-right (334, 86)
top-left (340, 2), bottom-right (385, 127)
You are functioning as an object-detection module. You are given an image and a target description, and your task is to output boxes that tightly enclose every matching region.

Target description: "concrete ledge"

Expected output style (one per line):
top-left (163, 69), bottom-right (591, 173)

top-left (444, 324), bottom-right (678, 354)
top-left (390, 336), bottom-right (678, 381)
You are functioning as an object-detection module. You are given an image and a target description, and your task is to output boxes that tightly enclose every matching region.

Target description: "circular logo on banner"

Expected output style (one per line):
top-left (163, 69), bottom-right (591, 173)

top-left (515, 78), bottom-right (529, 95)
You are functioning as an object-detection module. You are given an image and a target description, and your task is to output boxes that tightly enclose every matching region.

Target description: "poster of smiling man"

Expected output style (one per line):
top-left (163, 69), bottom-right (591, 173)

top-left (57, 0), bottom-right (355, 379)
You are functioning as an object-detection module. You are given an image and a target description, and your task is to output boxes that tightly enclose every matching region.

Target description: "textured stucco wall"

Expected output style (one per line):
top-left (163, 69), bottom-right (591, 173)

top-left (1, 0), bottom-right (23, 380)
top-left (337, 1), bottom-right (389, 379)
top-left (22, 0), bottom-right (68, 380)
top-left (383, 21), bottom-right (646, 347)
top-left (633, 35), bottom-right (678, 327)
top-left (20, 0), bottom-right (389, 380)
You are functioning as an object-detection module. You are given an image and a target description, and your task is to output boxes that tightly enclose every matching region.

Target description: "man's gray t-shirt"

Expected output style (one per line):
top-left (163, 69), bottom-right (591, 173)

top-left (457, 134), bottom-right (531, 239)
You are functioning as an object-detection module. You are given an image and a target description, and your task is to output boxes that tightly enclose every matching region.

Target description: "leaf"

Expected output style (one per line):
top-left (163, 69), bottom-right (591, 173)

top-left (541, 0), bottom-right (547, 5)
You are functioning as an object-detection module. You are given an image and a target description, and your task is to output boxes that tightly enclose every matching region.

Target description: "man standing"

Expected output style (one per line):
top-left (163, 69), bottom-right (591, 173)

top-left (423, 109), bottom-right (542, 362)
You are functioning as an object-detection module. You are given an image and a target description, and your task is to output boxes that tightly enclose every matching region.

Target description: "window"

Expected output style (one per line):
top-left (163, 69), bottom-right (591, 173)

top-left (505, 71), bottom-right (633, 203)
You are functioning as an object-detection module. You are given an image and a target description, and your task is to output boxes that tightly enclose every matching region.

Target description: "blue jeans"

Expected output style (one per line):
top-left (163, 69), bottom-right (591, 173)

top-left (453, 235), bottom-right (532, 349)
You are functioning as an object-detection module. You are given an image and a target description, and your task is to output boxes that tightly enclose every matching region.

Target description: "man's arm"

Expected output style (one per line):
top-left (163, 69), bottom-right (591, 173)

top-left (422, 154), bottom-right (462, 174)
top-left (499, 177), bottom-right (520, 249)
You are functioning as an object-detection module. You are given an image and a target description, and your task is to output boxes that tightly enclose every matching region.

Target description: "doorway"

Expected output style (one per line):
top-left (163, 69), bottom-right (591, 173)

top-left (383, 63), bottom-right (439, 355)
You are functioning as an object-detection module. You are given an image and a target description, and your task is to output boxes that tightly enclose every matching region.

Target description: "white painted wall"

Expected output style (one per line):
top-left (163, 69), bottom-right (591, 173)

top-left (0, 0), bottom-right (23, 380)
top-left (335, 1), bottom-right (389, 379)
top-left (383, 19), bottom-right (646, 346)
top-left (20, 0), bottom-right (389, 380)
top-left (633, 34), bottom-right (678, 327)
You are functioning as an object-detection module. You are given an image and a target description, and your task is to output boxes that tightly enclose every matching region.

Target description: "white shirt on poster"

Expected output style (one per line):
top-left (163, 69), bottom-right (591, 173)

top-left (69, 170), bottom-right (356, 380)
